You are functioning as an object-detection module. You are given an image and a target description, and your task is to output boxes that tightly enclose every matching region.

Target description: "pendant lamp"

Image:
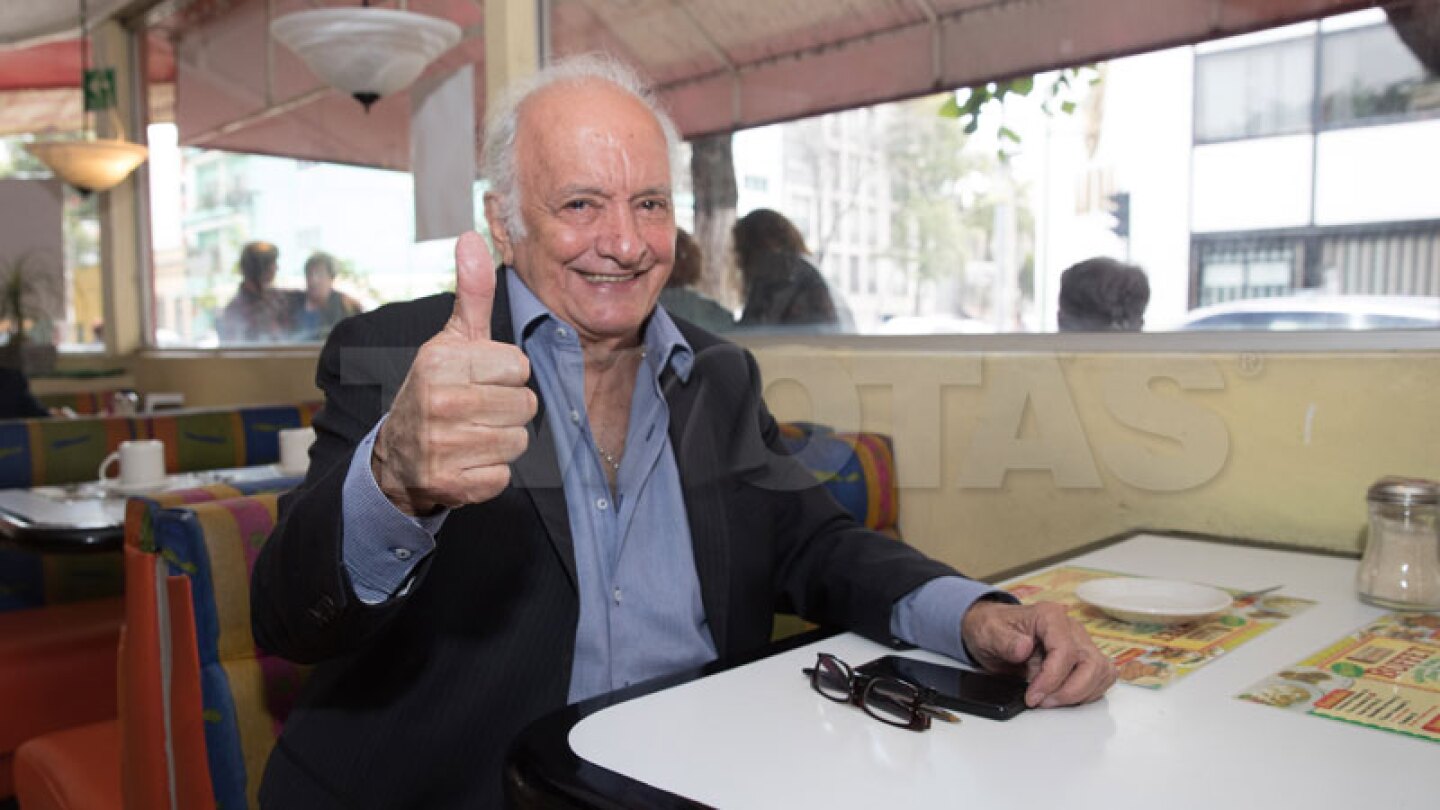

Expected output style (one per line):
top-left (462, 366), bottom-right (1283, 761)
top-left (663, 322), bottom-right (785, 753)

top-left (24, 0), bottom-right (148, 195)
top-left (270, 3), bottom-right (461, 111)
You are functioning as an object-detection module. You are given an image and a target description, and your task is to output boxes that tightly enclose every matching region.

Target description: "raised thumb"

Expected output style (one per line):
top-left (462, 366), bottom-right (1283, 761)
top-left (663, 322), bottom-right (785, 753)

top-left (449, 230), bottom-right (496, 341)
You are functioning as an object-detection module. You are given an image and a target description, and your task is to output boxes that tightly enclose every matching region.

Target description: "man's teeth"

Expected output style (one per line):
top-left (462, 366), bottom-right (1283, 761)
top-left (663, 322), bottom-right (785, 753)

top-left (578, 271), bottom-right (640, 283)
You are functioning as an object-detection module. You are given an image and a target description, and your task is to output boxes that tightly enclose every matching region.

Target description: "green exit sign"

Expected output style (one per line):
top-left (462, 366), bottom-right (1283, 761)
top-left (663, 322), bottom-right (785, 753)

top-left (83, 68), bottom-right (116, 112)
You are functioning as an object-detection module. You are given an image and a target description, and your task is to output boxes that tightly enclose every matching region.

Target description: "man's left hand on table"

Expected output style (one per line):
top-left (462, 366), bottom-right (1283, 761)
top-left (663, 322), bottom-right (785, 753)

top-left (961, 600), bottom-right (1116, 708)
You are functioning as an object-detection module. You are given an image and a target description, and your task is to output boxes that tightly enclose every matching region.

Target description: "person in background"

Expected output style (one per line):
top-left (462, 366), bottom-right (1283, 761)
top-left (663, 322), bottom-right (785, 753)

top-left (297, 252), bottom-right (365, 341)
top-left (1057, 257), bottom-right (1150, 332)
top-left (252, 56), bottom-right (1113, 809)
top-left (734, 208), bottom-right (851, 330)
top-left (0, 366), bottom-right (52, 419)
top-left (216, 241), bottom-right (300, 343)
top-left (658, 228), bottom-right (734, 332)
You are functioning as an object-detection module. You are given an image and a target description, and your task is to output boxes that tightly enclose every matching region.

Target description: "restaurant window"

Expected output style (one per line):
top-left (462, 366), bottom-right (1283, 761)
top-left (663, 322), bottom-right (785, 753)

top-left (146, 124), bottom-right (466, 348)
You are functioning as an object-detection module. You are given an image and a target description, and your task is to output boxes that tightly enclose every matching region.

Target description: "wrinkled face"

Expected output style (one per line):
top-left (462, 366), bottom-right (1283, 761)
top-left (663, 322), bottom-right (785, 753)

top-left (486, 80), bottom-right (675, 348)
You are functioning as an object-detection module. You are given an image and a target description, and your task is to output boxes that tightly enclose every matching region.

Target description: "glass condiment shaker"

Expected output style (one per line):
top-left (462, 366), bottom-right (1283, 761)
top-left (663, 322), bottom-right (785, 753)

top-left (1356, 477), bottom-right (1440, 611)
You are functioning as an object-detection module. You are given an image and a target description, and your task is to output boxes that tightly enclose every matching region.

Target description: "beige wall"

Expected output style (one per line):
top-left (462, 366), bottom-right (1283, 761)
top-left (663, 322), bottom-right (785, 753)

top-left (124, 351), bottom-right (322, 408)
top-left (752, 346), bottom-right (1440, 579)
top-left (60, 344), bottom-right (1438, 579)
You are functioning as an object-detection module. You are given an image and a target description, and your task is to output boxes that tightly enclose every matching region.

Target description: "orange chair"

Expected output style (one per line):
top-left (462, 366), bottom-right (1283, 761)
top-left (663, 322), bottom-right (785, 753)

top-left (0, 401), bottom-right (320, 799)
top-left (15, 484), bottom-right (302, 810)
top-left (0, 597), bottom-right (121, 800)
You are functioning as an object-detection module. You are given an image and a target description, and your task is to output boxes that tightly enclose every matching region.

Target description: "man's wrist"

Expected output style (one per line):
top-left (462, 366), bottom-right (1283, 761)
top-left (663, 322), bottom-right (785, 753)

top-left (371, 423), bottom-right (434, 517)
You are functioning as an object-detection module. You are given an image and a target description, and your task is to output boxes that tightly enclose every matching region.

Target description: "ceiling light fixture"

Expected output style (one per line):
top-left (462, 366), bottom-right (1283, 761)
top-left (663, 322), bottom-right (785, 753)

top-left (24, 0), bottom-right (148, 195)
top-left (270, 2), bottom-right (461, 112)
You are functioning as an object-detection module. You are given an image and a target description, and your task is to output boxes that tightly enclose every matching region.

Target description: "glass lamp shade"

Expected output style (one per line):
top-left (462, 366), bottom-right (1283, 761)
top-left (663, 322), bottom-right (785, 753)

top-left (270, 8), bottom-right (462, 109)
top-left (24, 138), bottom-right (149, 194)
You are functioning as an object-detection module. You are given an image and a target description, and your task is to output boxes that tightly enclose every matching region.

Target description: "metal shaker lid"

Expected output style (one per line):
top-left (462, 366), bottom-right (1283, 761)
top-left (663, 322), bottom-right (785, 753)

top-left (1367, 477), bottom-right (1440, 505)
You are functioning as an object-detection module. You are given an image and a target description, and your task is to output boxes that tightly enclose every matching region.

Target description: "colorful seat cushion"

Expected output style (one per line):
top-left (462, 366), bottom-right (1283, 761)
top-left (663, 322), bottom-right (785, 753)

top-left (0, 401), bottom-right (320, 489)
top-left (778, 422), bottom-right (900, 534)
top-left (144, 493), bottom-right (306, 810)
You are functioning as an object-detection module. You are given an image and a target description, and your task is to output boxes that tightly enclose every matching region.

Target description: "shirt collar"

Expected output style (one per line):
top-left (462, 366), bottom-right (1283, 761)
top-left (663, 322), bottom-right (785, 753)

top-left (505, 267), bottom-right (693, 383)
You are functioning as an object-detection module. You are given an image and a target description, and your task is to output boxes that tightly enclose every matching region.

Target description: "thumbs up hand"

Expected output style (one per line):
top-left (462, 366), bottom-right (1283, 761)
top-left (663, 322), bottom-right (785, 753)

top-left (372, 231), bottom-right (537, 515)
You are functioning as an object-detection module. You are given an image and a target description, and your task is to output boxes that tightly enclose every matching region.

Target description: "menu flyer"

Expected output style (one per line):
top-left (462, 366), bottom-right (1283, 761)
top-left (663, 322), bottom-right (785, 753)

top-left (1237, 612), bottom-right (1440, 744)
top-left (1006, 566), bottom-right (1316, 689)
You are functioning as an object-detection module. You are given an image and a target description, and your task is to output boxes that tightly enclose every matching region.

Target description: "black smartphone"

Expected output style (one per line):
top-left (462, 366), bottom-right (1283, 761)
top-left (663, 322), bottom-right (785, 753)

top-left (856, 655), bottom-right (1029, 721)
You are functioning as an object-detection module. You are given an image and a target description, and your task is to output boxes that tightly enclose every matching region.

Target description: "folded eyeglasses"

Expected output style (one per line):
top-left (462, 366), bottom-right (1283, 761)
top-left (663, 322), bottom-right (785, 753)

top-left (802, 652), bottom-right (959, 731)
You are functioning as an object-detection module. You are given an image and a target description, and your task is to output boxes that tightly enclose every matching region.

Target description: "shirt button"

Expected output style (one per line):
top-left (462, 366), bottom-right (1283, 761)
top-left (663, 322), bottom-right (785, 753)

top-left (613, 587), bottom-right (623, 604)
top-left (596, 497), bottom-right (609, 510)
top-left (392, 547), bottom-right (412, 561)
top-left (556, 327), bottom-right (569, 339)
top-left (569, 409), bottom-right (580, 423)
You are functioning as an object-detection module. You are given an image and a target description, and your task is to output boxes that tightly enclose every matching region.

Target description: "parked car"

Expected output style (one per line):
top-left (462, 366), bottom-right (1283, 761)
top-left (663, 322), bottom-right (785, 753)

top-left (872, 314), bottom-right (993, 334)
top-left (1174, 295), bottom-right (1440, 331)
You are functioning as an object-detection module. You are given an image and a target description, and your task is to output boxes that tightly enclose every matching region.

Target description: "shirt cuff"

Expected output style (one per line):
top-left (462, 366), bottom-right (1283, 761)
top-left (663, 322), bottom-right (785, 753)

top-left (341, 415), bottom-right (448, 604)
top-left (889, 576), bottom-right (1019, 668)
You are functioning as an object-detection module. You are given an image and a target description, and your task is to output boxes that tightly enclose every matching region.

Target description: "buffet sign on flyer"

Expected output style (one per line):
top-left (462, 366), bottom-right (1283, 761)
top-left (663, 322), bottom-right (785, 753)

top-left (1005, 566), bottom-right (1316, 689)
top-left (1238, 612), bottom-right (1440, 744)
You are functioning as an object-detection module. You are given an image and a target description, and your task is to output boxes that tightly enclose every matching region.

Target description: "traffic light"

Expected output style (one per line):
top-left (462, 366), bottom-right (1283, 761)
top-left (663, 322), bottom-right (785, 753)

top-left (1107, 191), bottom-right (1130, 240)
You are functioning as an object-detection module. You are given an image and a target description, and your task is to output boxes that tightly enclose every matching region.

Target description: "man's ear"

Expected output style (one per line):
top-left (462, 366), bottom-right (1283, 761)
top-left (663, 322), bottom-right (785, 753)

top-left (483, 193), bottom-right (516, 266)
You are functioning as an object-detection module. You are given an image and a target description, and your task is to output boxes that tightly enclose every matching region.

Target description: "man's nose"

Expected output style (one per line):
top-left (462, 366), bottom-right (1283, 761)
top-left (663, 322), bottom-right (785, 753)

top-left (596, 206), bottom-right (646, 266)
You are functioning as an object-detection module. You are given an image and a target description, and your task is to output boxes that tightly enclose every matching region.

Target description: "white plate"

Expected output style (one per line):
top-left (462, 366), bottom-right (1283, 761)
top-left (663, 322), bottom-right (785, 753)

top-left (1075, 577), bottom-right (1233, 625)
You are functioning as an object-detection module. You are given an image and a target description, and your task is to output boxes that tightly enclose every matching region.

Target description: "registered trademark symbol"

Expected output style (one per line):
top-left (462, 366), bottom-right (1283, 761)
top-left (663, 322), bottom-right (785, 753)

top-left (1237, 354), bottom-right (1264, 378)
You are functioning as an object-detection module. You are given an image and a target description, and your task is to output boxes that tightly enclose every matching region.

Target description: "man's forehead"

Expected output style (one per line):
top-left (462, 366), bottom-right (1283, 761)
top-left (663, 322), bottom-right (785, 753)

top-left (519, 81), bottom-right (666, 148)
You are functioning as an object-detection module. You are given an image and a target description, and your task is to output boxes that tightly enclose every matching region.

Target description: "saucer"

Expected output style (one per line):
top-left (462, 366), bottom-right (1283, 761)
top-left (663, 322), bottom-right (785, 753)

top-left (1075, 577), bottom-right (1233, 625)
top-left (102, 480), bottom-right (170, 497)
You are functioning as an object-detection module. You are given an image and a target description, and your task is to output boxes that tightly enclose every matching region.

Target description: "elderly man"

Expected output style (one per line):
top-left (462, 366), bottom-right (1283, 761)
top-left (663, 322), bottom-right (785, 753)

top-left (252, 56), bottom-right (1113, 809)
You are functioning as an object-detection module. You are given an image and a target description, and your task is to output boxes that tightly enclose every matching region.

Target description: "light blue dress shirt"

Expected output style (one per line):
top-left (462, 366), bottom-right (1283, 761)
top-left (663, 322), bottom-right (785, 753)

top-left (340, 271), bottom-right (1000, 702)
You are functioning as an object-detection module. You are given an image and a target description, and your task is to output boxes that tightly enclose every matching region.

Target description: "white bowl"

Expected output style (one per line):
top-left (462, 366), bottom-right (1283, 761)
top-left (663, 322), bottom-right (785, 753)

top-left (1075, 577), bottom-right (1233, 625)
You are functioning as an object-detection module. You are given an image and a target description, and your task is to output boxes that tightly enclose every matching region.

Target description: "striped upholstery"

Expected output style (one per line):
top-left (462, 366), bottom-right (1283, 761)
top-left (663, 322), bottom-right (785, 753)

top-left (9, 483), bottom-right (301, 810)
top-left (0, 402), bottom-right (321, 490)
top-left (778, 422), bottom-right (901, 535)
top-left (773, 422), bottom-right (902, 640)
top-left (139, 491), bottom-right (305, 810)
top-left (0, 403), bottom-right (316, 616)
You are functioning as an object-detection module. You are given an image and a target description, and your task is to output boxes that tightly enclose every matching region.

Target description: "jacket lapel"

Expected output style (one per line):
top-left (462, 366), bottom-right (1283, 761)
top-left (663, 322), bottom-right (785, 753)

top-left (663, 363), bottom-right (731, 654)
top-left (493, 267), bottom-right (578, 591)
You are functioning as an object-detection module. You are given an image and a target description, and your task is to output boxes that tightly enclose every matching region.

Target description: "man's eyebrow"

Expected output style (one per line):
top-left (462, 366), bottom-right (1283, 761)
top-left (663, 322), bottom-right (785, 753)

top-left (554, 185), bottom-right (609, 199)
top-left (549, 184), bottom-right (672, 201)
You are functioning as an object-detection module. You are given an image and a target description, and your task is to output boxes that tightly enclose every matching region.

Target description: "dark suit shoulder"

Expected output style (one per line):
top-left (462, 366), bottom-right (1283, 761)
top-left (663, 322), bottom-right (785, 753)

top-left (329, 292), bottom-right (454, 349)
top-left (670, 314), bottom-right (738, 356)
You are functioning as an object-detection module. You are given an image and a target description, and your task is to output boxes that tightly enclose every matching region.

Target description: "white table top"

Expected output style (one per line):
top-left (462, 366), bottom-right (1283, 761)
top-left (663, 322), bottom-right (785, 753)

top-left (0, 464), bottom-right (295, 530)
top-left (568, 533), bottom-right (1434, 810)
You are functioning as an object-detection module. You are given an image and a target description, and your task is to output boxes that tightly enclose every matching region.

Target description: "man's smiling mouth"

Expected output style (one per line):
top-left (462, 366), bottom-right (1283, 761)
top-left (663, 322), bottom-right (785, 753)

top-left (576, 268), bottom-right (648, 284)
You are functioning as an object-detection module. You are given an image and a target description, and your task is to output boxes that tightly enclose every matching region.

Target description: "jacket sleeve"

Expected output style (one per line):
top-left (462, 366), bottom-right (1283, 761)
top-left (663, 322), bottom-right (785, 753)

top-left (740, 350), bottom-right (962, 645)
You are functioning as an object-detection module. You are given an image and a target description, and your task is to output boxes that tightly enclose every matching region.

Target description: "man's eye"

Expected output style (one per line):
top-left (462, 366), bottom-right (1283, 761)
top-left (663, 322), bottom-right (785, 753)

top-left (638, 199), bottom-right (670, 212)
top-left (563, 200), bottom-right (594, 211)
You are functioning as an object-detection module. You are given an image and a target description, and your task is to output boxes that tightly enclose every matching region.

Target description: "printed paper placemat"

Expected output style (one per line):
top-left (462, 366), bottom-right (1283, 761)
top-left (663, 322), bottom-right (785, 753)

top-left (1237, 612), bottom-right (1440, 744)
top-left (1007, 566), bottom-right (1316, 688)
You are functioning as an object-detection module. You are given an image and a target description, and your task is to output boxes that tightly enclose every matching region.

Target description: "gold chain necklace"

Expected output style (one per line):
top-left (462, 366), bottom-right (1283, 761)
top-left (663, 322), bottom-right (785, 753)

top-left (593, 442), bottom-right (622, 473)
top-left (587, 345), bottom-right (646, 476)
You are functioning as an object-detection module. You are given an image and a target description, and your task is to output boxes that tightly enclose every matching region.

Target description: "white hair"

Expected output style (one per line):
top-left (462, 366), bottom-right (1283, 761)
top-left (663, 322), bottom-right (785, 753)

top-left (481, 53), bottom-right (683, 240)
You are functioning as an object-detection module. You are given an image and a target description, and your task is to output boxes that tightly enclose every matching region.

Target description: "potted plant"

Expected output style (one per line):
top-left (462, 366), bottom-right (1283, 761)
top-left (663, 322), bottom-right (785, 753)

top-left (0, 249), bottom-right (62, 375)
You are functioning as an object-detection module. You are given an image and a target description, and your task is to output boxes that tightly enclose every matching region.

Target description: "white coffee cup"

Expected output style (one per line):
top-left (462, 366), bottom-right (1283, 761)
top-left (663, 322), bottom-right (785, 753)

top-left (98, 439), bottom-right (167, 491)
top-left (278, 427), bottom-right (316, 475)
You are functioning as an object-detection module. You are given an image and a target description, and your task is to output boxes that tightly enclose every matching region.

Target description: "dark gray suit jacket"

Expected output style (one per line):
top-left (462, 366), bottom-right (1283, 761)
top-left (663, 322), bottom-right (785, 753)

top-left (251, 268), bottom-right (959, 808)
